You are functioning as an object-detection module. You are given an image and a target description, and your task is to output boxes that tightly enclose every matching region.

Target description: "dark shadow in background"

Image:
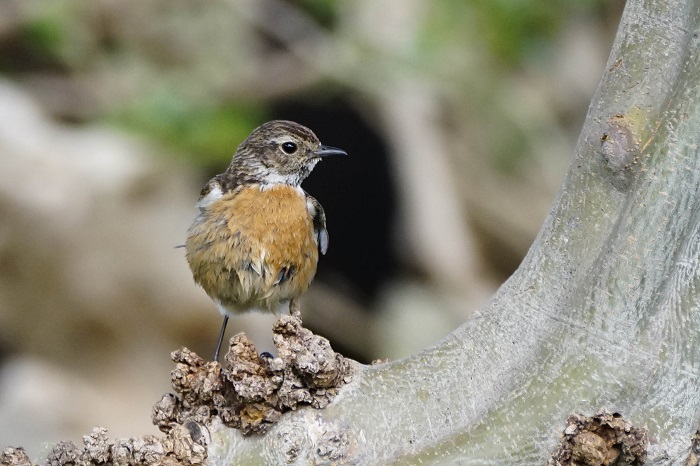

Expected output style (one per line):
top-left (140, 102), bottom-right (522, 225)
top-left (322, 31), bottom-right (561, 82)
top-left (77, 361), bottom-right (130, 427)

top-left (273, 98), bottom-right (399, 362)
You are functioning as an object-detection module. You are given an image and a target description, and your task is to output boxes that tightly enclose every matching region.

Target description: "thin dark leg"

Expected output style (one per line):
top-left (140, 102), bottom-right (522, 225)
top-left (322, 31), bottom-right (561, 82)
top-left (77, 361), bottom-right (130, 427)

top-left (214, 315), bottom-right (229, 361)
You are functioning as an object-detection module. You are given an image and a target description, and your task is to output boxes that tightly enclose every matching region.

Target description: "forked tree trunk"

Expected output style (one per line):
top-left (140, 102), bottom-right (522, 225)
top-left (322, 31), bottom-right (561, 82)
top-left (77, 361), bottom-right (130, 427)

top-left (208, 0), bottom-right (700, 464)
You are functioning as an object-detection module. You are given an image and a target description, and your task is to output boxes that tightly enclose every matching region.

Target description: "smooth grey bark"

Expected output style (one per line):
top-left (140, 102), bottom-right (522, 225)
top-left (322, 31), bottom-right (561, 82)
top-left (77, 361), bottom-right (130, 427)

top-left (207, 0), bottom-right (700, 464)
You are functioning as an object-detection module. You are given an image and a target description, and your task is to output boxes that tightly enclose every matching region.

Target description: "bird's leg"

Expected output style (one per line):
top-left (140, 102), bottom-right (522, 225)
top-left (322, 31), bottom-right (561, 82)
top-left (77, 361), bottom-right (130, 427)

top-left (213, 315), bottom-right (229, 361)
top-left (289, 298), bottom-right (301, 320)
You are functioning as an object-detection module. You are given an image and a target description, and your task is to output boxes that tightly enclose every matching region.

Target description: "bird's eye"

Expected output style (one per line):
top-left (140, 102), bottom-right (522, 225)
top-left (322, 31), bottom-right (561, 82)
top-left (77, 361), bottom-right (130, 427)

top-left (281, 142), bottom-right (298, 154)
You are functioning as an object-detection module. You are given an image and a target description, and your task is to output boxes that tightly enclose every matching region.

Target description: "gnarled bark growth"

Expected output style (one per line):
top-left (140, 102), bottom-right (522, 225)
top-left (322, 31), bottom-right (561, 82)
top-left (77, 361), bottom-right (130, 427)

top-left (154, 315), bottom-right (353, 437)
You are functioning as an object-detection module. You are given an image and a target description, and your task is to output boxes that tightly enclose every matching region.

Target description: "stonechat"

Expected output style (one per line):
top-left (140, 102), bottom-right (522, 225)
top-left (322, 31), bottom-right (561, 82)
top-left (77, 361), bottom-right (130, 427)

top-left (185, 120), bottom-right (346, 360)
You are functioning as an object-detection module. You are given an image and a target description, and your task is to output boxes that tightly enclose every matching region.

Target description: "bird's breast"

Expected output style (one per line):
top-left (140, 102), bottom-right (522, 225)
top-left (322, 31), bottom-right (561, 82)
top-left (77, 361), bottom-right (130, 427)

top-left (223, 184), bottom-right (316, 253)
top-left (186, 183), bottom-right (319, 312)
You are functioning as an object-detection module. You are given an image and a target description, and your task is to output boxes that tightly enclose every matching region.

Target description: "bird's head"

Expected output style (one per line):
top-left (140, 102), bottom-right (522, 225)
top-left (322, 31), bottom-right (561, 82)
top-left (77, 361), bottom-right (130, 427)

top-left (229, 120), bottom-right (346, 186)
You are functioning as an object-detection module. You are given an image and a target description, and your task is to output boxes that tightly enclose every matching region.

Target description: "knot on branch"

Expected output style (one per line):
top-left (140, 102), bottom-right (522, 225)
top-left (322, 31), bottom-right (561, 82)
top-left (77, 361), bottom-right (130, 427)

top-left (599, 110), bottom-right (645, 191)
top-left (547, 410), bottom-right (647, 466)
top-left (154, 315), bottom-right (353, 436)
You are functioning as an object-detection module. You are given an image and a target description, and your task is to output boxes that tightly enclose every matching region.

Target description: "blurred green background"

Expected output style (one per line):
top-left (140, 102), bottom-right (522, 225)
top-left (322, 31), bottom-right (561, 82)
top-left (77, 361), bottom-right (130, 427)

top-left (0, 0), bottom-right (623, 458)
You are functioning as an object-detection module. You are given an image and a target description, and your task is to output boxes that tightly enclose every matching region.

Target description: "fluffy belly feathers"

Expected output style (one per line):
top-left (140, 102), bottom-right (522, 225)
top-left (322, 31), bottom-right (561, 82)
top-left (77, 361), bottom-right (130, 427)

top-left (185, 184), bottom-right (319, 314)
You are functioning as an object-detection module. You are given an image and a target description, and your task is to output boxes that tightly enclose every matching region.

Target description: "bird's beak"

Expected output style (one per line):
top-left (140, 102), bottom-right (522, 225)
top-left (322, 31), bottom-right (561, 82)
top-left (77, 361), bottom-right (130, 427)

top-left (314, 145), bottom-right (347, 157)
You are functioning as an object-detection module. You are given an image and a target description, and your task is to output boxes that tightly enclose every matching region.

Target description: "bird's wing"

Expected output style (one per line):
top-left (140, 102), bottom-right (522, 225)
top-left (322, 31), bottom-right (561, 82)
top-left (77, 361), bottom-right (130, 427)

top-left (305, 193), bottom-right (329, 255)
top-left (196, 177), bottom-right (225, 212)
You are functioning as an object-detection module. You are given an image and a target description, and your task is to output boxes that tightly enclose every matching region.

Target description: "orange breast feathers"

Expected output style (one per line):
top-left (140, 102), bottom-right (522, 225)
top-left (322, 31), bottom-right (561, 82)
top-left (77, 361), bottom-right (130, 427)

top-left (185, 184), bottom-right (320, 313)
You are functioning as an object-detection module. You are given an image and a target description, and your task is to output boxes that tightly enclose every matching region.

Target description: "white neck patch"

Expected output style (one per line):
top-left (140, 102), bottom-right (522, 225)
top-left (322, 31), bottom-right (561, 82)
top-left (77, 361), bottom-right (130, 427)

top-left (260, 172), bottom-right (301, 186)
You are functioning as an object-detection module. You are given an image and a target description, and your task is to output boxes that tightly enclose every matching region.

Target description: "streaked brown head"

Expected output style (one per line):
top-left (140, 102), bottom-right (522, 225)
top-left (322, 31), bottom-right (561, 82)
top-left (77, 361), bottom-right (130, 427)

top-left (225, 120), bottom-right (346, 187)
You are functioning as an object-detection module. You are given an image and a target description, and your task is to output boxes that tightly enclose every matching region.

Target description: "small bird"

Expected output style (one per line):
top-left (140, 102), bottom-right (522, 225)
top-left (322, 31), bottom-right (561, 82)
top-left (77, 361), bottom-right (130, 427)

top-left (185, 120), bottom-right (346, 361)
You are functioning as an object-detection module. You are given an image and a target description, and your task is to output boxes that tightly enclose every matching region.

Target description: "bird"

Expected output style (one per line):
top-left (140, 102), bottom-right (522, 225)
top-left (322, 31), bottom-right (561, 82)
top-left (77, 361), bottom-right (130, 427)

top-left (184, 120), bottom-right (346, 361)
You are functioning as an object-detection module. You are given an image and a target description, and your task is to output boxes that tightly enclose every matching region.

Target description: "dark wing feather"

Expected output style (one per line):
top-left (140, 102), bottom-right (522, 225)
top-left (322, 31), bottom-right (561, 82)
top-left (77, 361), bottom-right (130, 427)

top-left (305, 193), bottom-right (329, 255)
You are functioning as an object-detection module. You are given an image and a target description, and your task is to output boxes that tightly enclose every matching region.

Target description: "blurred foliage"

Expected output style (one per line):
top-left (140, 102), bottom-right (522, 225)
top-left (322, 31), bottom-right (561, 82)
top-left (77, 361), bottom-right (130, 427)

top-left (109, 89), bottom-right (266, 170)
top-left (0, 0), bottom-right (610, 172)
top-left (422, 0), bottom-right (605, 67)
top-left (20, 17), bottom-right (64, 65)
top-left (490, 122), bottom-right (531, 175)
top-left (19, 0), bottom-right (96, 71)
top-left (471, 0), bottom-right (565, 66)
top-left (292, 0), bottom-right (339, 28)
